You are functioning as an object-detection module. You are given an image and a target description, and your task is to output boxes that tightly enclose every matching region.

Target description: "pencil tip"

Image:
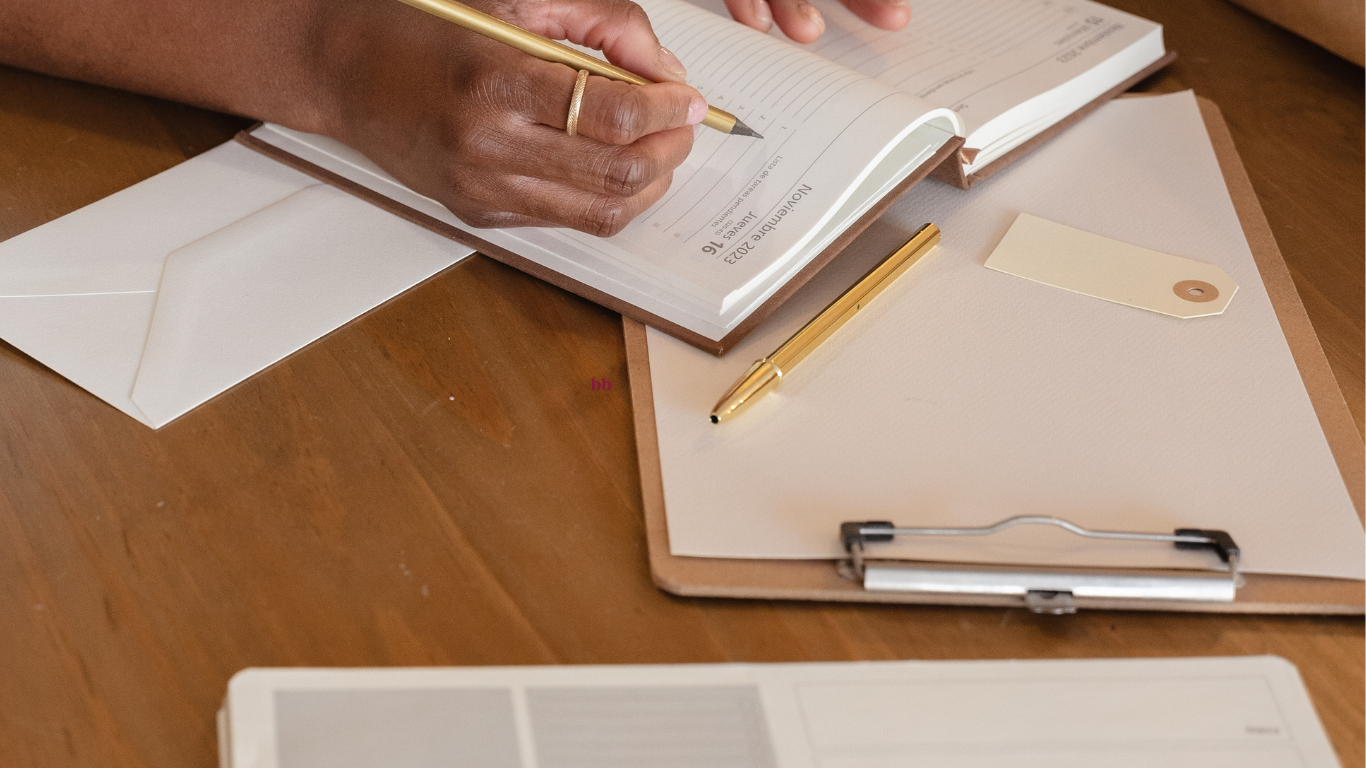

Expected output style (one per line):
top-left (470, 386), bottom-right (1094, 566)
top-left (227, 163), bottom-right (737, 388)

top-left (730, 120), bottom-right (763, 139)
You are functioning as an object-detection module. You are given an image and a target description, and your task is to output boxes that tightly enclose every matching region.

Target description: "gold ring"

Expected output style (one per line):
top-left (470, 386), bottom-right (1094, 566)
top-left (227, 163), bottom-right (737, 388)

top-left (566, 69), bottom-right (589, 137)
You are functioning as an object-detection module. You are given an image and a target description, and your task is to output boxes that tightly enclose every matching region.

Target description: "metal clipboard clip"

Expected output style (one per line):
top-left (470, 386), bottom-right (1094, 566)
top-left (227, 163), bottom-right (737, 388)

top-left (838, 516), bottom-right (1242, 614)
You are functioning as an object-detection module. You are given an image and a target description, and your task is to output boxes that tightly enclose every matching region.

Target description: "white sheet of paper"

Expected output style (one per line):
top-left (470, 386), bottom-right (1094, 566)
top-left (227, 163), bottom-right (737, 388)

top-left (221, 656), bottom-right (1341, 768)
top-left (647, 91), bottom-right (1364, 579)
top-left (0, 142), bottom-right (474, 428)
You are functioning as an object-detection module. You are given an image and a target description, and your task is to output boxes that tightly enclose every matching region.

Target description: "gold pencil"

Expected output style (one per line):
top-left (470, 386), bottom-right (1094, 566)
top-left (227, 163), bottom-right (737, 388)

top-left (396, 0), bottom-right (762, 138)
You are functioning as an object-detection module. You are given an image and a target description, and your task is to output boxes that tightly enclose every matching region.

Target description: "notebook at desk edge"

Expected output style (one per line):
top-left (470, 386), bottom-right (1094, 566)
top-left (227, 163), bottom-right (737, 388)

top-left (234, 55), bottom-right (1172, 356)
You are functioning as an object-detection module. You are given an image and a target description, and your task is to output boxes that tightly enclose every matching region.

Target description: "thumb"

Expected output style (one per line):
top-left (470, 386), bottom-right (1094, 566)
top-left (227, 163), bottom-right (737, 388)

top-left (511, 0), bottom-right (691, 84)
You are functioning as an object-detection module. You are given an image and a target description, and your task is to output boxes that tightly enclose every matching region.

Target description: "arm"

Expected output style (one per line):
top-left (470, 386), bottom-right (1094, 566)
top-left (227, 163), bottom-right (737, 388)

top-left (0, 0), bottom-right (705, 235)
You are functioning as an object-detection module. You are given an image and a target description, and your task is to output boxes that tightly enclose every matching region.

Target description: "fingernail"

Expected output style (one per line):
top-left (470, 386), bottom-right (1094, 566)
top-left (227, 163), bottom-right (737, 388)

top-left (803, 3), bottom-right (825, 34)
top-left (658, 46), bottom-right (688, 79)
top-left (752, 0), bottom-right (773, 31)
top-left (687, 97), bottom-right (707, 125)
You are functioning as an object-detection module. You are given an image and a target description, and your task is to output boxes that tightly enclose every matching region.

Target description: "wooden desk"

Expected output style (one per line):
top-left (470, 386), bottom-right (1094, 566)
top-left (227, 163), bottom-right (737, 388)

top-left (0, 1), bottom-right (1360, 765)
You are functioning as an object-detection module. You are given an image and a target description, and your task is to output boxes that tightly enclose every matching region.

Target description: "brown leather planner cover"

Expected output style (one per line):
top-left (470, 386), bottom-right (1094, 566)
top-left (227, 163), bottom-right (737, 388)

top-left (237, 53), bottom-right (1172, 356)
top-left (624, 96), bottom-right (1366, 614)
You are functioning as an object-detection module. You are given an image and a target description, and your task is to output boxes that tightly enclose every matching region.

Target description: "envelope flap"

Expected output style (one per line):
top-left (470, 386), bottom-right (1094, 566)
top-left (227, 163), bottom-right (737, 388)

top-left (0, 142), bottom-right (317, 297)
top-left (0, 292), bottom-right (158, 425)
top-left (129, 184), bottom-right (472, 427)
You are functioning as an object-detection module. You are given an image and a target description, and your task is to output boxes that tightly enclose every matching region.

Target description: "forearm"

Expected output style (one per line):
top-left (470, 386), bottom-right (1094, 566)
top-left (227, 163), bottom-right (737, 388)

top-left (0, 0), bottom-right (702, 236)
top-left (0, 0), bottom-right (334, 132)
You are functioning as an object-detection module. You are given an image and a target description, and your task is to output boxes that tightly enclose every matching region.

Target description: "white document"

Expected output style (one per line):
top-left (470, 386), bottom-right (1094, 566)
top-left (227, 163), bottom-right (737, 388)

top-left (647, 91), bottom-right (1365, 579)
top-left (220, 656), bottom-right (1342, 768)
top-left (0, 142), bottom-right (474, 428)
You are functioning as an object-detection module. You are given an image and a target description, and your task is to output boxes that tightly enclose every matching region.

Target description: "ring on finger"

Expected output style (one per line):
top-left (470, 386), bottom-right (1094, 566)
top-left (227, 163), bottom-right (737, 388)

top-left (566, 69), bottom-right (590, 137)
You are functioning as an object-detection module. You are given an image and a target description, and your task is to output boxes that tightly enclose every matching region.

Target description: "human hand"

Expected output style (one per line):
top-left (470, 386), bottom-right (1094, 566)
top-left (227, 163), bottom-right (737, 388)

top-left (722, 0), bottom-right (909, 43)
top-left (315, 0), bottom-right (707, 236)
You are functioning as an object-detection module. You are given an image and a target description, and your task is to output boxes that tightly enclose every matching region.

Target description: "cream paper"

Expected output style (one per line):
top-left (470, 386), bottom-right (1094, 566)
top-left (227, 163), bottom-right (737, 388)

top-left (985, 213), bottom-right (1238, 318)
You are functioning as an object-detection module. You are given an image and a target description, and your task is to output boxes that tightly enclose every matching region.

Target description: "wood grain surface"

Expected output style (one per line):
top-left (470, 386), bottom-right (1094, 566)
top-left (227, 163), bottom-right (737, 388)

top-left (0, 0), bottom-right (1361, 766)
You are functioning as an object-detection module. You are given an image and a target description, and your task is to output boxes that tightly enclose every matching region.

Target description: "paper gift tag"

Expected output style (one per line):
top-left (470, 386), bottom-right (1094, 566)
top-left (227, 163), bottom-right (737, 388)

top-left (985, 213), bottom-right (1237, 318)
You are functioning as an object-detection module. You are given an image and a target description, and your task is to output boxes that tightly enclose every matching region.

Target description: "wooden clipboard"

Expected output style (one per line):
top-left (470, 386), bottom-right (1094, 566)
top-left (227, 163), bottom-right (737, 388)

top-left (624, 97), bottom-right (1366, 614)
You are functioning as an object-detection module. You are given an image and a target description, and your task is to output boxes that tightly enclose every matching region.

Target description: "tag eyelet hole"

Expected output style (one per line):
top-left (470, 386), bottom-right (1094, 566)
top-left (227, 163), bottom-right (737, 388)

top-left (1173, 280), bottom-right (1219, 303)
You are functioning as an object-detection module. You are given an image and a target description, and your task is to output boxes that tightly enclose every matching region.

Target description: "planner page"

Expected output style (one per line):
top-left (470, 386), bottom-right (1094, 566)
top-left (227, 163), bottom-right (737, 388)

top-left (689, 0), bottom-right (1165, 171)
top-left (496, 0), bottom-right (961, 314)
top-left (222, 657), bottom-right (1341, 768)
top-left (248, 0), bottom-right (962, 339)
top-left (249, 114), bottom-right (942, 343)
top-left (647, 92), bottom-right (1365, 578)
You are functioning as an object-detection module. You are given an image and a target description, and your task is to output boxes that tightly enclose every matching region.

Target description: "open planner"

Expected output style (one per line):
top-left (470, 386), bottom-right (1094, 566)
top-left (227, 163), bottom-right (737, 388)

top-left (242, 0), bottom-right (1171, 353)
top-left (219, 657), bottom-right (1343, 767)
top-left (627, 92), bottom-right (1366, 613)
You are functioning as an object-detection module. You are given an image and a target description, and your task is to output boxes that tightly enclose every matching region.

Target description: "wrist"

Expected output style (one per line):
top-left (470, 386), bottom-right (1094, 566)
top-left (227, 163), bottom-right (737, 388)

top-left (281, 0), bottom-right (360, 138)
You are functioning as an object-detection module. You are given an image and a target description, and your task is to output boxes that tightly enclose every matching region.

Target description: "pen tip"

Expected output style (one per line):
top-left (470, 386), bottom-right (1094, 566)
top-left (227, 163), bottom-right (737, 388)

top-left (709, 414), bottom-right (720, 423)
top-left (729, 120), bottom-right (763, 139)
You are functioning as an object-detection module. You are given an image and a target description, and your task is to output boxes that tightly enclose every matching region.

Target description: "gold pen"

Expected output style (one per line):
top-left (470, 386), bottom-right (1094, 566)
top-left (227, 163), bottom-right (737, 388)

top-left (710, 223), bottom-right (942, 424)
top-left (396, 0), bottom-right (762, 138)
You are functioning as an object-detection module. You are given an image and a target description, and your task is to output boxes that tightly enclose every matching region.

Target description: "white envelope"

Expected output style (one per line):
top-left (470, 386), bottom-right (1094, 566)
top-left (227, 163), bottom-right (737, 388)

top-left (0, 141), bottom-right (473, 428)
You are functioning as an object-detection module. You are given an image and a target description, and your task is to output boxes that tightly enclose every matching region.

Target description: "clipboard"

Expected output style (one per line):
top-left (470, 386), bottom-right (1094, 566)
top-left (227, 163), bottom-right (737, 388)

top-left (624, 97), bottom-right (1366, 614)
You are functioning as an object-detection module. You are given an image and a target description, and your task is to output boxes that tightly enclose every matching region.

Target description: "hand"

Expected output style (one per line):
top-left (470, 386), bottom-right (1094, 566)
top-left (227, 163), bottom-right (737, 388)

top-left (315, 0), bottom-right (707, 236)
top-left (722, 0), bottom-right (910, 44)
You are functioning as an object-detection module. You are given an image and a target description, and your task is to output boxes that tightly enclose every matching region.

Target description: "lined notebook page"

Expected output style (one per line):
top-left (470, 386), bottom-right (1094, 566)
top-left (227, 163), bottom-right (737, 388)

top-left (808, 0), bottom-right (1160, 134)
top-left (500, 0), bottom-right (959, 312)
top-left (689, 0), bottom-right (1162, 158)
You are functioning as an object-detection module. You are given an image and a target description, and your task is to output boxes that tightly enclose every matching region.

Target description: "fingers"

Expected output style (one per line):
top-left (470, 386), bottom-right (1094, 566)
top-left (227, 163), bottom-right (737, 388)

top-left (497, 79), bottom-right (697, 201)
top-left (530, 172), bottom-right (674, 236)
top-left (503, 61), bottom-right (699, 196)
top-left (767, 0), bottom-right (826, 43)
top-left (837, 0), bottom-right (911, 30)
top-left (432, 56), bottom-right (695, 234)
top-left (508, 0), bottom-right (690, 84)
top-left (761, 0), bottom-right (909, 42)
top-left (523, 63), bottom-right (705, 143)
top-left (724, 0), bottom-right (775, 33)
top-left (528, 125), bottom-right (695, 198)
top-left (446, 170), bottom-right (675, 237)
top-left (577, 77), bottom-right (706, 143)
